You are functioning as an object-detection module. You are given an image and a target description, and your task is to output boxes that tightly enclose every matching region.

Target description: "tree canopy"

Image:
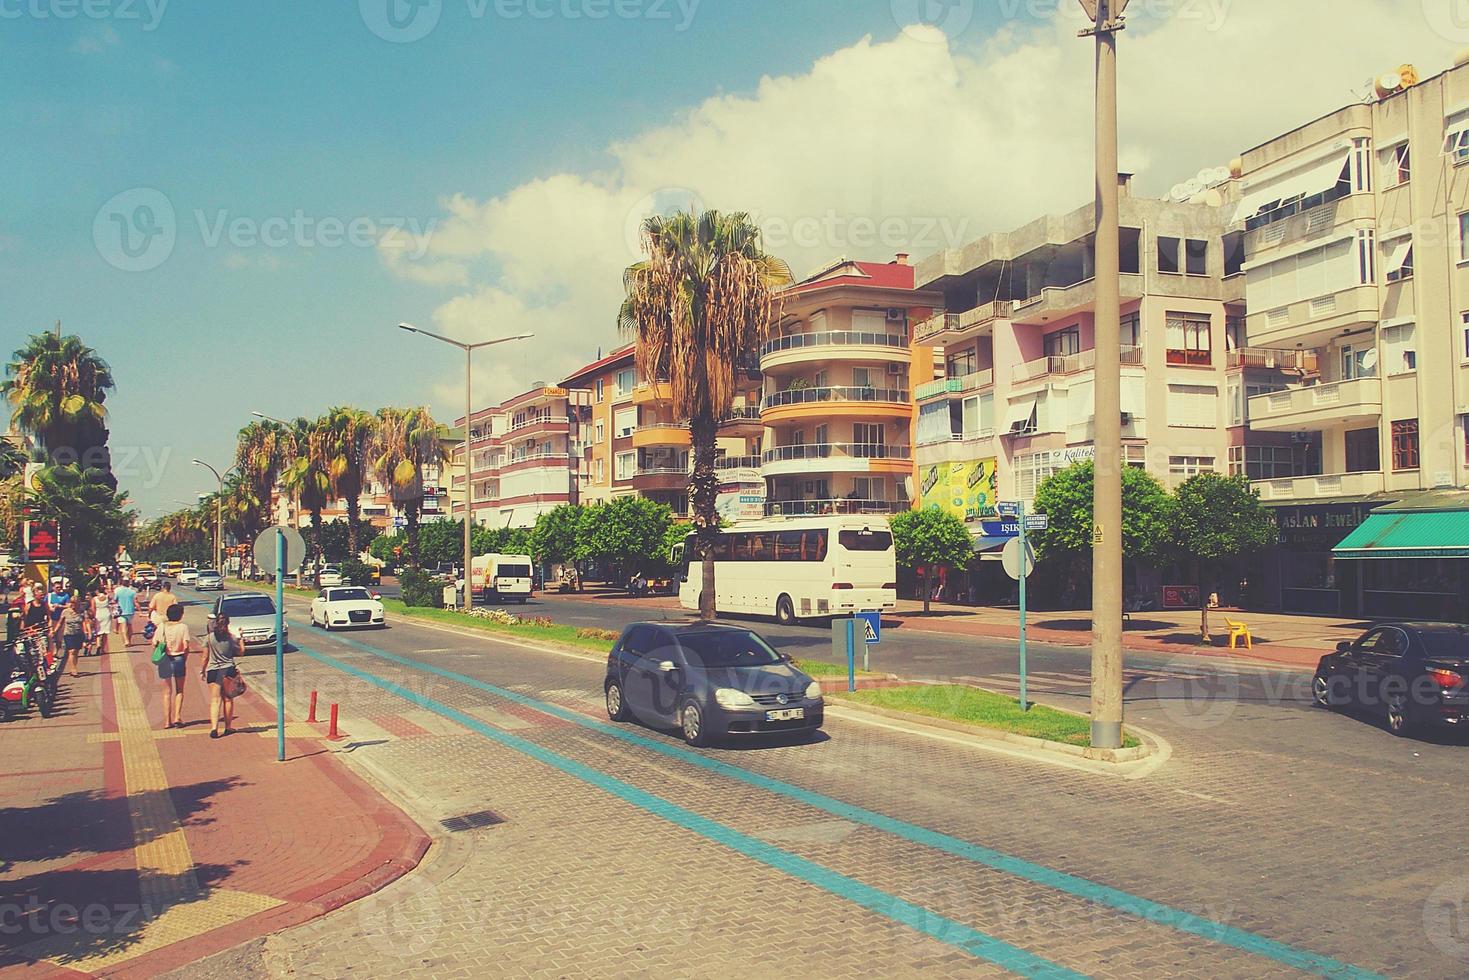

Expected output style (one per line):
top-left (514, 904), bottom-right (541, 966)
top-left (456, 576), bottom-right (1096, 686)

top-left (890, 507), bottom-right (975, 612)
top-left (1030, 461), bottom-right (1175, 565)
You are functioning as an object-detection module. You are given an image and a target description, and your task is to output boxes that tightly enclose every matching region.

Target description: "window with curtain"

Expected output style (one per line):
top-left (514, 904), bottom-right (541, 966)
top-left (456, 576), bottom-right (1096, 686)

top-left (1382, 324), bottom-right (1417, 375)
top-left (1391, 420), bottom-right (1420, 471)
top-left (1165, 313), bottom-right (1212, 365)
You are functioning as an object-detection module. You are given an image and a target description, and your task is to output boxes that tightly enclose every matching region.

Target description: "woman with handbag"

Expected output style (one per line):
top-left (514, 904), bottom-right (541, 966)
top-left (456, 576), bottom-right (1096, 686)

top-left (155, 604), bottom-right (193, 730)
top-left (201, 613), bottom-right (243, 739)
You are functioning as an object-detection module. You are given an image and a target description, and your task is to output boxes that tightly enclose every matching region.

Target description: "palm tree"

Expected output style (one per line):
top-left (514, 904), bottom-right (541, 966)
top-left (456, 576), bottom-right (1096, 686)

top-left (324, 406), bottom-right (377, 558)
top-left (618, 209), bottom-right (791, 620)
top-left (281, 416), bottom-right (332, 581)
top-left (27, 464), bottom-right (132, 569)
top-left (235, 419), bottom-right (289, 539)
top-left (373, 406), bottom-right (446, 567)
top-left (3, 332), bottom-right (116, 486)
top-left (0, 439), bottom-right (27, 480)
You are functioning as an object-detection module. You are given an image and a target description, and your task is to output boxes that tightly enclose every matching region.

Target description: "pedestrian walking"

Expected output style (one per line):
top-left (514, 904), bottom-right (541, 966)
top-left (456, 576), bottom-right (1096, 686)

top-left (114, 580), bottom-right (138, 647)
top-left (148, 581), bottom-right (180, 649)
top-left (54, 595), bottom-right (92, 678)
top-left (91, 587), bottom-right (113, 656)
top-left (201, 613), bottom-right (243, 738)
top-left (156, 603), bottom-right (193, 730)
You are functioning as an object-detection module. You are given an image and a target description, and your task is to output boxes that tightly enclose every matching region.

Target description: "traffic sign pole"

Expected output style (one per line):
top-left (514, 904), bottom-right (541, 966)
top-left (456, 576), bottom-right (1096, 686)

top-left (275, 528), bottom-right (286, 763)
top-left (1017, 500), bottom-right (1029, 712)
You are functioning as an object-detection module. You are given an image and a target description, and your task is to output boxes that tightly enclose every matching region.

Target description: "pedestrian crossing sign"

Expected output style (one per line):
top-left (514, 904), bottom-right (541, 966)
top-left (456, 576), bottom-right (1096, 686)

top-left (857, 611), bottom-right (881, 645)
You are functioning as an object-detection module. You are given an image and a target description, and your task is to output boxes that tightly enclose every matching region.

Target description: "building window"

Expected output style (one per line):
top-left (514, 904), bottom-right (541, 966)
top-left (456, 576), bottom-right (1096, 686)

top-left (1381, 323), bottom-right (1417, 375)
top-left (1392, 143), bottom-right (1411, 185)
top-left (852, 366), bottom-right (873, 388)
top-left (852, 477), bottom-right (887, 501)
top-left (1341, 344), bottom-right (1377, 380)
top-left (1391, 419), bottom-right (1420, 471)
top-left (1120, 312), bottom-right (1142, 349)
top-left (1445, 120), bottom-right (1469, 163)
top-left (594, 420), bottom-right (604, 443)
top-left (1460, 213), bottom-right (1469, 264)
top-left (1185, 239), bottom-right (1209, 276)
top-left (1166, 384), bottom-right (1219, 428)
top-left (1345, 428), bottom-right (1380, 473)
top-left (595, 379), bottom-right (604, 402)
top-left (1158, 236), bottom-right (1181, 274)
top-left (595, 458), bottom-right (605, 482)
top-left (1462, 313), bottom-right (1469, 360)
top-left (1463, 416), bottom-right (1469, 465)
top-left (615, 451), bottom-right (636, 481)
top-left (1120, 227), bottom-right (1141, 275)
top-left (946, 346), bottom-right (978, 378)
top-left (853, 422), bottom-right (884, 450)
top-left (1044, 327), bottom-right (1081, 357)
top-left (1385, 238), bottom-right (1414, 283)
top-left (616, 369), bottom-right (635, 396)
top-left (1168, 456), bottom-right (1216, 481)
top-left (1165, 312), bottom-right (1211, 365)
top-left (1015, 452), bottom-right (1063, 501)
top-left (1352, 137), bottom-right (1373, 192)
top-left (614, 406), bottom-right (637, 438)
top-left (1228, 446), bottom-right (1302, 480)
top-left (1227, 378), bottom-right (1243, 426)
top-left (1356, 230), bottom-right (1376, 285)
top-left (1223, 232), bottom-right (1245, 278)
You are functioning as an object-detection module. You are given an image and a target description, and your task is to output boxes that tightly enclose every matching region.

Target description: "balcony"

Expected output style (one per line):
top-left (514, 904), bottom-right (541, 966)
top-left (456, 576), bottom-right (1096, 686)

top-left (761, 443), bottom-right (912, 477)
top-left (1010, 276), bottom-right (1146, 327)
top-left (765, 499), bottom-right (908, 517)
top-left (1247, 377), bottom-right (1382, 432)
top-left (915, 369), bottom-right (994, 402)
top-left (916, 429), bottom-right (997, 449)
top-left (1228, 347), bottom-right (1320, 373)
top-left (714, 455), bottom-right (763, 471)
top-left (1253, 470), bottom-right (1386, 501)
top-left (631, 381), bottom-right (670, 405)
top-left (1012, 346), bottom-right (1143, 384)
top-left (506, 411), bottom-right (567, 435)
top-left (632, 466), bottom-right (689, 494)
top-left (1245, 284), bottom-right (1379, 349)
top-left (914, 301), bottom-right (1014, 345)
top-left (631, 423), bottom-right (691, 449)
top-left (501, 452), bottom-right (573, 473)
top-left (760, 330), bottom-right (909, 370)
top-left (762, 386), bottom-right (910, 415)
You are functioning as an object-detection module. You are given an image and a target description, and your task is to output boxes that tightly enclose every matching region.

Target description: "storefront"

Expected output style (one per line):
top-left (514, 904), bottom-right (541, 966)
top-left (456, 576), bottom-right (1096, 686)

top-left (1332, 497), bottom-right (1469, 621)
top-left (1264, 499), bottom-right (1386, 616)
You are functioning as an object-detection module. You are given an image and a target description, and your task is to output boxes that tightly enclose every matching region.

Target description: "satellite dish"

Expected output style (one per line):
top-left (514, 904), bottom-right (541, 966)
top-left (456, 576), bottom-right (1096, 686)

top-left (1203, 188), bottom-right (1224, 208)
top-left (1169, 183), bottom-right (1190, 202)
top-left (1211, 166), bottom-right (1234, 185)
top-left (1375, 71), bottom-right (1404, 99)
top-left (1359, 349), bottom-right (1379, 372)
top-left (1183, 177), bottom-right (1205, 196)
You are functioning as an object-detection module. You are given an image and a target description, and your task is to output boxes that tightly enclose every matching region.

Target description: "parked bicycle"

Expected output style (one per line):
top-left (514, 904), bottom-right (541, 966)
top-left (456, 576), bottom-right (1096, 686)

top-left (1, 627), bottom-right (65, 720)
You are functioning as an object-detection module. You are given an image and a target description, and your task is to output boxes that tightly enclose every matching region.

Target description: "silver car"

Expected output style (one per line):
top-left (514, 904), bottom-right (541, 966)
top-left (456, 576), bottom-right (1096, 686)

top-left (195, 570), bottom-right (224, 591)
top-left (208, 592), bottom-right (289, 650)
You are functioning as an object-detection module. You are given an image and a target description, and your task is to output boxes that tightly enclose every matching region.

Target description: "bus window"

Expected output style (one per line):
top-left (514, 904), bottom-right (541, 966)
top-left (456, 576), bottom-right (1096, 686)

top-left (838, 529), bottom-right (893, 552)
top-left (805, 529), bottom-right (828, 561)
top-left (775, 531), bottom-right (803, 561)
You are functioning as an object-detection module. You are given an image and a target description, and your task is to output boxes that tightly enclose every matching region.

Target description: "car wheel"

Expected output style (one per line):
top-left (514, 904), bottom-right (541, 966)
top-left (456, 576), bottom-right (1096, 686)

top-left (1311, 671), bottom-right (1334, 709)
top-left (680, 701), bottom-right (713, 747)
top-left (1386, 692), bottom-right (1413, 737)
top-left (605, 681), bottom-right (630, 722)
top-left (775, 595), bottom-right (796, 626)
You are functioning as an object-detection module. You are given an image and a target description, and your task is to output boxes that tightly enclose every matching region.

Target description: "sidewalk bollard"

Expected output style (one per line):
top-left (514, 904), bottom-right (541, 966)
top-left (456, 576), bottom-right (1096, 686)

top-left (307, 690), bottom-right (318, 723)
top-left (328, 703), bottom-right (339, 740)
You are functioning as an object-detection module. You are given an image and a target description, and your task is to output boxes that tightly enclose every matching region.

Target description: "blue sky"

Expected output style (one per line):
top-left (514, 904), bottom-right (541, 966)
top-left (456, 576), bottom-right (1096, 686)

top-left (1, 0), bottom-right (1452, 519)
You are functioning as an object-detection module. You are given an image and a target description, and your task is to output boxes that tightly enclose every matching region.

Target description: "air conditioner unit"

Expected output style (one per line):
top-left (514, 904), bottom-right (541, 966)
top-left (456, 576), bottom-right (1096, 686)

top-left (886, 309), bottom-right (906, 323)
top-left (886, 363), bottom-right (905, 376)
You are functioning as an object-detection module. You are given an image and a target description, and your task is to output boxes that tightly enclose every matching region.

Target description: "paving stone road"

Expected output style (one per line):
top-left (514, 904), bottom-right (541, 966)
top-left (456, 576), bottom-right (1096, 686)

top-left (164, 586), bottom-right (1468, 977)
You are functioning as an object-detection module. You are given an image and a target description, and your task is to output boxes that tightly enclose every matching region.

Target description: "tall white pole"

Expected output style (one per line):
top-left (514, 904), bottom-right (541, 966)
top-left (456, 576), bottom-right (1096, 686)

top-left (464, 347), bottom-right (474, 612)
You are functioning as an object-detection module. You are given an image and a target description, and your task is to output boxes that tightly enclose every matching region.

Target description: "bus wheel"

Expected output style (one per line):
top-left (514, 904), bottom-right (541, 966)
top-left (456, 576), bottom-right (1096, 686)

top-left (775, 595), bottom-right (796, 626)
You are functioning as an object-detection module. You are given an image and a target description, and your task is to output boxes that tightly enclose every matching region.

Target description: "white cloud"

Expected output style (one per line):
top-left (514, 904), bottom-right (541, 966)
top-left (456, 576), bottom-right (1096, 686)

top-left (223, 252), bottom-right (282, 272)
top-left (71, 26), bottom-right (120, 54)
top-left (384, 0), bottom-right (1454, 413)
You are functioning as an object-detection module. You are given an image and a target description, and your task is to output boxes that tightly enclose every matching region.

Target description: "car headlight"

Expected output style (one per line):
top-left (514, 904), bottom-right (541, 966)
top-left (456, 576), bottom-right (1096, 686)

top-left (805, 681), bottom-right (823, 701)
top-left (714, 688), bottom-right (756, 709)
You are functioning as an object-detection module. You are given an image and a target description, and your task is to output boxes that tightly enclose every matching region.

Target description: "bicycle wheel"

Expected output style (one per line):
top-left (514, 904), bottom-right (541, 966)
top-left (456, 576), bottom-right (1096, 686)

top-left (35, 678), bottom-right (53, 718)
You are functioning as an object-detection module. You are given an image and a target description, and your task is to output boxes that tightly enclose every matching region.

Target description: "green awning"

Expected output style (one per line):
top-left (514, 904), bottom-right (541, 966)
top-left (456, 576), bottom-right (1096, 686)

top-left (1333, 510), bottom-right (1469, 560)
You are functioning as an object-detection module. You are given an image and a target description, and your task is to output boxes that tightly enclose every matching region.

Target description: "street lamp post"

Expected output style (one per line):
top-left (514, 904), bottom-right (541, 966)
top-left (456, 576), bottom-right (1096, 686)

top-left (191, 459), bottom-right (231, 575)
top-left (1079, 0), bottom-right (1127, 750)
top-left (398, 323), bottom-right (532, 612)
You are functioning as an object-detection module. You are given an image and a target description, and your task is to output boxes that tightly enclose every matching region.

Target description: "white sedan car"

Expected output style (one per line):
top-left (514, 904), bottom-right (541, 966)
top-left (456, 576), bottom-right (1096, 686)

top-left (310, 586), bottom-right (386, 631)
top-left (318, 566), bottom-right (346, 587)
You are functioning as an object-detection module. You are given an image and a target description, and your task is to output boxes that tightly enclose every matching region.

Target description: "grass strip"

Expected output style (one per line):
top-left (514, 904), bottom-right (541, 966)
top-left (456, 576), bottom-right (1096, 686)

top-left (832, 684), bottom-right (1139, 748)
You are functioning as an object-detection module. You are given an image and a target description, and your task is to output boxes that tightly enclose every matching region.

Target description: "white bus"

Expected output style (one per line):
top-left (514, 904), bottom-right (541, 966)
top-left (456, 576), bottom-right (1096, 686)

top-left (675, 516), bottom-right (897, 624)
top-left (471, 553), bottom-right (535, 604)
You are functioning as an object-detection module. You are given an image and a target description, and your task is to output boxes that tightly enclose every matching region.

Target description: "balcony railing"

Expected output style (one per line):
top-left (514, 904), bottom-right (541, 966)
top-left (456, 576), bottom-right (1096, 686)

top-left (1013, 346), bottom-right (1143, 382)
top-left (916, 429), bottom-right (996, 447)
top-left (719, 407), bottom-right (762, 425)
top-left (763, 443), bottom-right (913, 464)
top-left (915, 369), bottom-right (995, 401)
top-left (505, 451), bottom-right (571, 466)
top-left (1253, 470), bottom-right (1386, 501)
top-left (765, 499), bottom-right (908, 516)
top-left (507, 411), bottom-right (563, 433)
top-left (763, 386), bottom-right (909, 410)
top-left (762, 331), bottom-right (907, 357)
top-left (1228, 347), bottom-right (1321, 372)
top-left (714, 456), bottom-right (762, 470)
top-left (914, 301), bottom-right (1014, 343)
top-left (634, 466), bottom-right (688, 478)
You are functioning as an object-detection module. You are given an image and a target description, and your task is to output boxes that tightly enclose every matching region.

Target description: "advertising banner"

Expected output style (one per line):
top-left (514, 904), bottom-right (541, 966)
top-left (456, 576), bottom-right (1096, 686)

top-left (919, 458), bottom-right (998, 523)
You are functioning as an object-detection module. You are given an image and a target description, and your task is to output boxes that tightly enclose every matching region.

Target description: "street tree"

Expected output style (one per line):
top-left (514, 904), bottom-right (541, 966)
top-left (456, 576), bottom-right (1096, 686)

top-left (325, 406), bottom-right (378, 557)
top-left (619, 209), bottom-right (791, 618)
top-left (372, 406), bottom-right (447, 567)
top-left (1030, 461), bottom-right (1174, 602)
top-left (528, 504), bottom-right (585, 588)
top-left (890, 507), bottom-right (976, 613)
top-left (280, 416), bottom-right (332, 582)
top-left (576, 497), bottom-right (676, 583)
top-left (1172, 473), bottom-right (1276, 640)
top-left (3, 331), bottom-right (117, 487)
top-left (235, 418), bottom-right (290, 541)
top-left (27, 464), bottom-right (132, 569)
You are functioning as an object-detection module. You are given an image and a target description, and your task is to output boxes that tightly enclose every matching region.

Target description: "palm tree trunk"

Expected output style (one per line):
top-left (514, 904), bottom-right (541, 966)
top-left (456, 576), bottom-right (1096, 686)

top-left (922, 569), bottom-right (933, 614)
top-left (310, 506), bottom-right (323, 586)
top-left (1198, 560), bottom-right (1211, 642)
top-left (689, 415), bottom-right (719, 621)
top-left (405, 500), bottom-right (421, 566)
top-left (346, 494), bottom-right (361, 558)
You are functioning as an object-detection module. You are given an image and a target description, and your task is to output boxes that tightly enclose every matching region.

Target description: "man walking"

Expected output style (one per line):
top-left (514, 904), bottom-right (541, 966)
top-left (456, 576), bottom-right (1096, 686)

top-left (148, 579), bottom-right (181, 642)
top-left (114, 579), bottom-right (138, 647)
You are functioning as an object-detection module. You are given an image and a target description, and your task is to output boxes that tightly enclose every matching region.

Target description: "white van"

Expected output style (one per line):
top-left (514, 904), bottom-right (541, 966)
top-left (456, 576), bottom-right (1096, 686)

top-left (472, 553), bottom-right (535, 604)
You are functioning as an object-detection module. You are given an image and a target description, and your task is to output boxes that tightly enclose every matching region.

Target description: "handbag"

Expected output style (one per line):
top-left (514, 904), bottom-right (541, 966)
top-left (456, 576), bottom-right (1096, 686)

top-left (151, 640), bottom-right (167, 665)
top-left (221, 670), bottom-right (246, 699)
top-left (143, 621), bottom-right (157, 641)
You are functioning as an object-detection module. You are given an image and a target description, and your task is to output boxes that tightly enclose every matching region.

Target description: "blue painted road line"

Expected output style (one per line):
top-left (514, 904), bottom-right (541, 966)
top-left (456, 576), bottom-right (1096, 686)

top-left (289, 638), bottom-right (1080, 978)
top-left (296, 622), bottom-right (1382, 980)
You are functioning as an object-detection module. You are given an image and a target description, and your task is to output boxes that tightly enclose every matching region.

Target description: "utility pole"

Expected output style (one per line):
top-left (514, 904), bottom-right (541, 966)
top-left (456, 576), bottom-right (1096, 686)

top-left (1080, 0), bottom-right (1126, 749)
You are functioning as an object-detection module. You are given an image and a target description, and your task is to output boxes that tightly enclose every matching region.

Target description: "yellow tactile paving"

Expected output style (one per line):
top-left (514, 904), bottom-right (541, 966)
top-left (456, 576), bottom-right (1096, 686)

top-left (27, 655), bottom-right (282, 971)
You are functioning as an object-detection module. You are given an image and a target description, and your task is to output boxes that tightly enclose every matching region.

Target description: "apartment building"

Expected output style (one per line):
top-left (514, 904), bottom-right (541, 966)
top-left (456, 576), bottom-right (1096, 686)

top-left (563, 346), bottom-right (637, 506)
top-left (1231, 57), bottom-right (1469, 618)
top-left (912, 177), bottom-right (1245, 546)
top-left (449, 384), bottom-right (589, 529)
top-left (761, 257), bottom-right (939, 517)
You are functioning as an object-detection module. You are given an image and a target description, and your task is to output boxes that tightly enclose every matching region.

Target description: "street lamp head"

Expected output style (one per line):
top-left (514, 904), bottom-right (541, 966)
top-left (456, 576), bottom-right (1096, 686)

top-left (398, 323), bottom-right (418, 334)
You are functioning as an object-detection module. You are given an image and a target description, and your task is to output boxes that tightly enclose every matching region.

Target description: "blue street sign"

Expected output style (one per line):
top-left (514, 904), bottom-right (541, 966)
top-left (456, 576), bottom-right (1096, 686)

top-left (997, 501), bottom-right (1021, 518)
top-left (981, 520), bottom-right (1021, 539)
top-left (856, 611), bottom-right (881, 645)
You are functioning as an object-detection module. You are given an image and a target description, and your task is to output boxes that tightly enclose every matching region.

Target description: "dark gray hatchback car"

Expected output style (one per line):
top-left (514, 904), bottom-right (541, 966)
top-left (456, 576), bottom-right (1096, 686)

top-left (604, 623), bottom-right (824, 746)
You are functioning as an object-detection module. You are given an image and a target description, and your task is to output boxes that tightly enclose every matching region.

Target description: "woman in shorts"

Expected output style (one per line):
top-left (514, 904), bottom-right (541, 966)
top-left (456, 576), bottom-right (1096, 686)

top-left (54, 596), bottom-right (92, 678)
top-left (201, 613), bottom-right (242, 738)
top-left (157, 604), bottom-right (194, 730)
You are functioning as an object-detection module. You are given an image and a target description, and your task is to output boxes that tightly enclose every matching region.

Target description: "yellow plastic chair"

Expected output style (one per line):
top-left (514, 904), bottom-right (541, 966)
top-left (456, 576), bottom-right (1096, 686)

top-left (1225, 619), bottom-right (1252, 650)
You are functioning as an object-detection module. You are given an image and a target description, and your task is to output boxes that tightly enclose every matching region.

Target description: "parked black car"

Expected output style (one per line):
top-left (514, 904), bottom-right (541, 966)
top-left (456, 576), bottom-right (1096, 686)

top-left (1313, 622), bottom-right (1469, 736)
top-left (604, 623), bottom-right (824, 746)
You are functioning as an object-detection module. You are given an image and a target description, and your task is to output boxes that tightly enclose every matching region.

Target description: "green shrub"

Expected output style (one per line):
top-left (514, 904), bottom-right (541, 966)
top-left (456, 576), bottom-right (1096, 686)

top-left (577, 627), bottom-right (620, 642)
top-left (400, 567), bottom-right (443, 608)
top-left (342, 559), bottom-right (375, 587)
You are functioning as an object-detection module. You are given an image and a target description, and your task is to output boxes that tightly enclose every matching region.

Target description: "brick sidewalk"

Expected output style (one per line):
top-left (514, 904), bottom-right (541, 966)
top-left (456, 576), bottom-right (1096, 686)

top-left (0, 624), bottom-right (428, 979)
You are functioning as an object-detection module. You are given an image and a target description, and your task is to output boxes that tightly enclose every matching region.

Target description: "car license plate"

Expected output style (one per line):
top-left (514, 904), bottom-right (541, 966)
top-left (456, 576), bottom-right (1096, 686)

top-left (766, 708), bottom-right (805, 722)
